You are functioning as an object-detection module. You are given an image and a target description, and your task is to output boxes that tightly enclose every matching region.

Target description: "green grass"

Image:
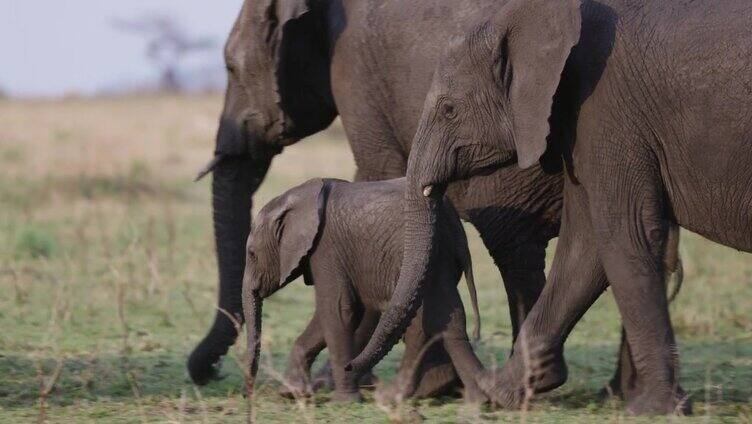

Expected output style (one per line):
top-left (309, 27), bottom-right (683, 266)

top-left (0, 96), bottom-right (750, 423)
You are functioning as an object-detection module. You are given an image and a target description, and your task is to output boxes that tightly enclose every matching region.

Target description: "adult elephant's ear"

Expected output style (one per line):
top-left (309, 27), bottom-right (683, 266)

top-left (492, 0), bottom-right (582, 169)
top-left (272, 0), bottom-right (337, 139)
top-left (273, 179), bottom-right (332, 286)
top-left (236, 0), bottom-right (336, 141)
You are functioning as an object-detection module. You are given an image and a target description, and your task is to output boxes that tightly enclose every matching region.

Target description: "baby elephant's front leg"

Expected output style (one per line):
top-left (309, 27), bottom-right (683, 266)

top-left (280, 313), bottom-right (326, 399)
top-left (316, 281), bottom-right (363, 402)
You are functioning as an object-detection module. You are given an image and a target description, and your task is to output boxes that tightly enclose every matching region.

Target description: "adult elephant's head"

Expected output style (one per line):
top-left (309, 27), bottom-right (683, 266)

top-left (347, 0), bottom-right (581, 375)
top-left (189, 0), bottom-right (336, 385)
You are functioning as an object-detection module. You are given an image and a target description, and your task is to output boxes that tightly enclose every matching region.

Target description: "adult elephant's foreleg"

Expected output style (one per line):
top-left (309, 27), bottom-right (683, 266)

top-left (188, 155), bottom-right (269, 385)
top-left (478, 187), bottom-right (607, 407)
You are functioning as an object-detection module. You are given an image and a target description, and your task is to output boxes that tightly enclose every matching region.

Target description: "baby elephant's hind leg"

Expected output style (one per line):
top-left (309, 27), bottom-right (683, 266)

top-left (424, 281), bottom-right (487, 403)
top-left (312, 310), bottom-right (381, 391)
top-left (383, 309), bottom-right (460, 403)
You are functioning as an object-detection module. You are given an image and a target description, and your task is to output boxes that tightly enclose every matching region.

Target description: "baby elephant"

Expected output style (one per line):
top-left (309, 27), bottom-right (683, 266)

top-left (242, 178), bottom-right (486, 402)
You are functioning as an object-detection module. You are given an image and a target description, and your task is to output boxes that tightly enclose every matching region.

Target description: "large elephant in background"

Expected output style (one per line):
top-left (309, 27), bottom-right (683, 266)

top-left (349, 0), bottom-right (750, 415)
top-left (188, 0), bottom-right (668, 400)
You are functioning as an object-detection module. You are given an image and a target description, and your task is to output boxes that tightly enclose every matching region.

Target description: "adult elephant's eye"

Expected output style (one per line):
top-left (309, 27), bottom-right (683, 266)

top-left (442, 102), bottom-right (457, 120)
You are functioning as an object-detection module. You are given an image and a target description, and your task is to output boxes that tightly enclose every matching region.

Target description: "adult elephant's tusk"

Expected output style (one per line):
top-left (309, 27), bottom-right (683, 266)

top-left (422, 185), bottom-right (433, 197)
top-left (195, 154), bottom-right (226, 182)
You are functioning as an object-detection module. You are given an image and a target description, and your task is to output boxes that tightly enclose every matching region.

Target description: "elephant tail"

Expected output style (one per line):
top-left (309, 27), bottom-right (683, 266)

top-left (449, 205), bottom-right (480, 342)
top-left (666, 256), bottom-right (684, 303)
top-left (664, 225), bottom-right (684, 303)
top-left (462, 249), bottom-right (481, 342)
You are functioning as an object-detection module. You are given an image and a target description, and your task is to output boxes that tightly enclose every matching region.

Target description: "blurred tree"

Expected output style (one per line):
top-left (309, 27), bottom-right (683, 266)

top-left (112, 14), bottom-right (216, 92)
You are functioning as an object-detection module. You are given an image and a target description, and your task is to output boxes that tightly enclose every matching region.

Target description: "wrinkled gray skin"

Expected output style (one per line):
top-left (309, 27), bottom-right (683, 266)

top-left (242, 178), bottom-right (485, 402)
top-left (190, 0), bottom-right (565, 387)
top-left (188, 0), bottom-right (672, 397)
top-left (351, 0), bottom-right (752, 415)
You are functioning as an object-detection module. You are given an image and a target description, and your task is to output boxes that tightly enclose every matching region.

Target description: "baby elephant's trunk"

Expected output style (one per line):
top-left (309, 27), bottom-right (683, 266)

top-left (243, 288), bottom-right (263, 396)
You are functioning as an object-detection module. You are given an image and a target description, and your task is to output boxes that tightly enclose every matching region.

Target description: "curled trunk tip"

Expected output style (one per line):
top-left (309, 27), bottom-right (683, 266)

top-left (346, 190), bottom-right (440, 374)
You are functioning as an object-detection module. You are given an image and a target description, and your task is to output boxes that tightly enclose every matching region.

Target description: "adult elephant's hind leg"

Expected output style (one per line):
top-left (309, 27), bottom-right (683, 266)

top-left (590, 175), bottom-right (690, 415)
top-left (605, 224), bottom-right (682, 401)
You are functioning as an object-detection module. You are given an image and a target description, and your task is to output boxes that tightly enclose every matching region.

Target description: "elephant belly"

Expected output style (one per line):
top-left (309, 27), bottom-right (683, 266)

top-left (666, 135), bottom-right (752, 253)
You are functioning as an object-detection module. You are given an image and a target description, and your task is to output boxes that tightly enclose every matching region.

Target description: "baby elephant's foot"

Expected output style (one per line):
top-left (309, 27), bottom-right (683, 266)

top-left (278, 374), bottom-right (312, 399)
top-left (312, 365), bottom-right (378, 392)
top-left (376, 380), bottom-right (413, 406)
top-left (477, 371), bottom-right (526, 409)
top-left (311, 367), bottom-right (335, 393)
top-left (464, 383), bottom-right (490, 405)
top-left (626, 387), bottom-right (692, 416)
top-left (331, 390), bottom-right (363, 403)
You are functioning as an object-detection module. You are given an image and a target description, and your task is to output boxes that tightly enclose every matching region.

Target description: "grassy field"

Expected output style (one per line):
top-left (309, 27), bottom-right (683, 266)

top-left (0, 95), bottom-right (750, 423)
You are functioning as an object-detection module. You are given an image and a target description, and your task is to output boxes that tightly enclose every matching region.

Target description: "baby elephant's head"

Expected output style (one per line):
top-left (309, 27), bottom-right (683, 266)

top-left (242, 178), bottom-right (330, 393)
top-left (243, 178), bottom-right (329, 299)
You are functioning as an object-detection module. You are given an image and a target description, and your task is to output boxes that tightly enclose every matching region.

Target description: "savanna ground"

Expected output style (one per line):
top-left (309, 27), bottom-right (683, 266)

top-left (0, 94), bottom-right (750, 423)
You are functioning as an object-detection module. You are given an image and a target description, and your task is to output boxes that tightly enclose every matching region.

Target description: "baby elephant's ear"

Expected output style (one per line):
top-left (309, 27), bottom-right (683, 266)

top-left (275, 178), bottom-right (329, 286)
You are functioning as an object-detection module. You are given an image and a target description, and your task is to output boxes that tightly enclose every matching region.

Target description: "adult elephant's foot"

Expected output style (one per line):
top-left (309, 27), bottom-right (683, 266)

top-left (187, 338), bottom-right (227, 385)
top-left (477, 346), bottom-right (568, 409)
top-left (625, 386), bottom-right (692, 415)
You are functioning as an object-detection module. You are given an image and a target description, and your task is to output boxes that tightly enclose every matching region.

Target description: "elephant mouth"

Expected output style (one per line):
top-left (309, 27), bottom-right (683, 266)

top-left (453, 146), bottom-right (517, 183)
top-left (419, 144), bottom-right (514, 197)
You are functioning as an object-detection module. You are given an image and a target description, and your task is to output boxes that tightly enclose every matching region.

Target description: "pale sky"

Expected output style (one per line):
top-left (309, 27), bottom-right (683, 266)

top-left (0, 0), bottom-right (243, 97)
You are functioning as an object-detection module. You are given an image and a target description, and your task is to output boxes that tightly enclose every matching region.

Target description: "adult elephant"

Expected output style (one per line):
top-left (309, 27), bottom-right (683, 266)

top-left (189, 0), bottom-right (661, 399)
top-left (348, 0), bottom-right (748, 415)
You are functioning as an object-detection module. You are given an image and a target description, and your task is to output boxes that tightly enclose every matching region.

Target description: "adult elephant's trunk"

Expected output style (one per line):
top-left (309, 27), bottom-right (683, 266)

top-left (188, 120), bottom-right (273, 385)
top-left (346, 165), bottom-right (445, 374)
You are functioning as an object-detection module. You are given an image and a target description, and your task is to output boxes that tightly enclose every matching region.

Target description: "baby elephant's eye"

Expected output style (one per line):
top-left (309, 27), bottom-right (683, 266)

top-left (442, 102), bottom-right (457, 120)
